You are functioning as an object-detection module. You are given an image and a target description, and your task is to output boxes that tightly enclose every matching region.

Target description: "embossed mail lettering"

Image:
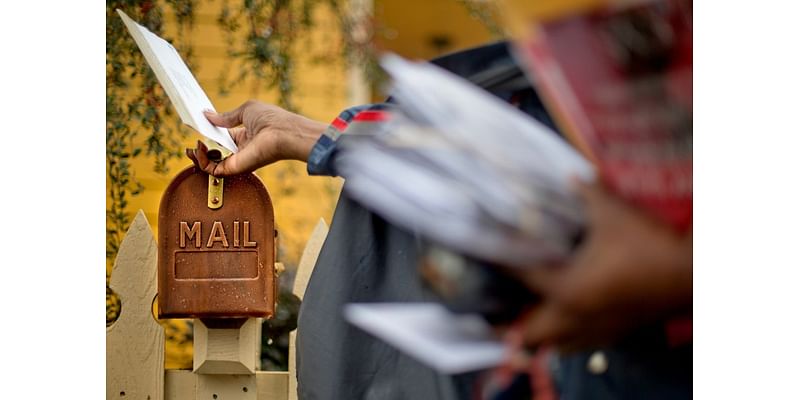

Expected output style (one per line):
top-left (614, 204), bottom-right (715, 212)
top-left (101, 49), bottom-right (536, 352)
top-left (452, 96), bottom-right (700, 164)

top-left (206, 221), bottom-right (229, 248)
top-left (179, 220), bottom-right (257, 249)
top-left (180, 221), bottom-right (201, 248)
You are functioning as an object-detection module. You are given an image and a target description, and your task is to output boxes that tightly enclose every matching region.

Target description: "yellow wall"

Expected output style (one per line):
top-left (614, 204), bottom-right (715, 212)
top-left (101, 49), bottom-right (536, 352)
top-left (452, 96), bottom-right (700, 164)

top-left (112, 0), bottom-right (355, 369)
top-left (375, 0), bottom-right (496, 60)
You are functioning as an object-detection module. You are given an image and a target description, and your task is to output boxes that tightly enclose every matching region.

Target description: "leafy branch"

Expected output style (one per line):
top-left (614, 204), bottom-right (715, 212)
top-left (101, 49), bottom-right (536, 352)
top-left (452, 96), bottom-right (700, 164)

top-left (106, 0), bottom-right (195, 323)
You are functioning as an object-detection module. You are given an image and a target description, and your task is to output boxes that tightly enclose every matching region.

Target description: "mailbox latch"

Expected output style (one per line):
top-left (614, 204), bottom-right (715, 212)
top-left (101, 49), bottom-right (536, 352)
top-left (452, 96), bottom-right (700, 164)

top-left (208, 176), bottom-right (223, 209)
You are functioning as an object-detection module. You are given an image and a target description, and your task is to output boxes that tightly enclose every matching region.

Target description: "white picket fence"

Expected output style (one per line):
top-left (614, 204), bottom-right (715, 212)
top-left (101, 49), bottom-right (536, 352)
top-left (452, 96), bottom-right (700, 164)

top-left (107, 210), bottom-right (328, 400)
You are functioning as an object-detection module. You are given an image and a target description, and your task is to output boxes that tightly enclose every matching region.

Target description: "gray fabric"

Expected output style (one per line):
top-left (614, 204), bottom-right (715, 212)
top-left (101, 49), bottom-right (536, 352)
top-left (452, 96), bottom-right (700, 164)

top-left (296, 191), bottom-right (472, 400)
top-left (295, 42), bottom-right (523, 400)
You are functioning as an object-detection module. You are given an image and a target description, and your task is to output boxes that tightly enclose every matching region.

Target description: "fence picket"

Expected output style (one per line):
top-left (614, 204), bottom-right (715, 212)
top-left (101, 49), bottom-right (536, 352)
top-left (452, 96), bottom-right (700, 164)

top-left (107, 210), bottom-right (165, 400)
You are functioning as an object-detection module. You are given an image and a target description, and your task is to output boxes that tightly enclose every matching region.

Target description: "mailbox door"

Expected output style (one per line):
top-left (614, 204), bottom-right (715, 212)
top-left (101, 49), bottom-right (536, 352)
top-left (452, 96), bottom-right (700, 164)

top-left (158, 166), bottom-right (276, 319)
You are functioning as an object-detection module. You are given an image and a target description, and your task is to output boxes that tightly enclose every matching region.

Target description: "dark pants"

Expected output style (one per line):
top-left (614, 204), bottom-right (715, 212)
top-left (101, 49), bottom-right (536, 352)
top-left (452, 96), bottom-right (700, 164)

top-left (553, 327), bottom-right (692, 400)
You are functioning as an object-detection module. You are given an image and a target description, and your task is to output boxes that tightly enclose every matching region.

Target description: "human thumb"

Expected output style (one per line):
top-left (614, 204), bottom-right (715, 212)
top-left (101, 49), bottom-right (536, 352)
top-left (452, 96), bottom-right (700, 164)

top-left (204, 106), bottom-right (244, 128)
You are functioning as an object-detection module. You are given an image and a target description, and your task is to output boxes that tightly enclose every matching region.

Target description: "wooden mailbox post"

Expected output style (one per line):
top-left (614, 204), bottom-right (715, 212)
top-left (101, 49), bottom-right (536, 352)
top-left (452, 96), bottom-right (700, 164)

top-left (107, 164), bottom-right (330, 399)
top-left (159, 165), bottom-right (275, 399)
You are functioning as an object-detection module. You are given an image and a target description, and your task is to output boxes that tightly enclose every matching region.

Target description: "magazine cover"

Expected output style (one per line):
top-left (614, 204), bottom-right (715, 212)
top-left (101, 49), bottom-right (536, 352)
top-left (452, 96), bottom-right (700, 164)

top-left (514, 0), bottom-right (693, 232)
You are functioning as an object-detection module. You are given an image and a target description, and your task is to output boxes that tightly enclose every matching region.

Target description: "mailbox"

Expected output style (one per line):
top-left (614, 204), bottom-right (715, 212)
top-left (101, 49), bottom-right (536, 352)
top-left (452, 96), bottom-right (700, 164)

top-left (157, 165), bottom-right (276, 319)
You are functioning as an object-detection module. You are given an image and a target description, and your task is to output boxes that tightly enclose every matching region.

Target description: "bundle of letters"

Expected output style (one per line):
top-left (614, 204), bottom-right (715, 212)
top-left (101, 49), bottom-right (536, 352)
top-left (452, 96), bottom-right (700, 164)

top-left (334, 54), bottom-right (595, 268)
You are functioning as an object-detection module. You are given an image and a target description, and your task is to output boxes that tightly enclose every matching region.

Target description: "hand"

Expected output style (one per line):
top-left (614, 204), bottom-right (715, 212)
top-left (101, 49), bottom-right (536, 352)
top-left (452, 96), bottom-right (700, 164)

top-left (512, 180), bottom-right (692, 351)
top-left (186, 100), bottom-right (328, 176)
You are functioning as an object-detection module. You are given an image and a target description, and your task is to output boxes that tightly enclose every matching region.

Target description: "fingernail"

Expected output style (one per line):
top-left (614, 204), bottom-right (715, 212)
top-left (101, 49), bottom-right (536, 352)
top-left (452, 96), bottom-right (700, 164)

top-left (203, 109), bottom-right (216, 115)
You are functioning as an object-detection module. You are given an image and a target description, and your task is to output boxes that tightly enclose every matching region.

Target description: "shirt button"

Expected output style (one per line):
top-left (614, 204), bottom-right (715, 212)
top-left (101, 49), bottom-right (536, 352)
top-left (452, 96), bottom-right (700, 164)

top-left (587, 351), bottom-right (608, 375)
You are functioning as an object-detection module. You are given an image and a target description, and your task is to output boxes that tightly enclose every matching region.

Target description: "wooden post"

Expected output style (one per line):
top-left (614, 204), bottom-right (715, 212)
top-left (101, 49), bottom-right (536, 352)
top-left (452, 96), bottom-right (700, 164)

top-left (196, 374), bottom-right (257, 400)
top-left (193, 318), bottom-right (260, 374)
top-left (165, 370), bottom-right (288, 400)
top-left (193, 317), bottom-right (260, 399)
top-left (108, 211), bottom-right (312, 399)
top-left (288, 219), bottom-right (329, 400)
top-left (107, 211), bottom-right (165, 400)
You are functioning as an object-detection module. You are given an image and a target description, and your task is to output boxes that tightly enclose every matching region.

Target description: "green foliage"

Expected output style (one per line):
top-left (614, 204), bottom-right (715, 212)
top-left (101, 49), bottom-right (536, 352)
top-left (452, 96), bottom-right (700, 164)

top-left (215, 0), bottom-right (380, 111)
top-left (107, 0), bottom-right (195, 326)
top-left (106, 0), bottom-right (190, 269)
top-left (261, 290), bottom-right (302, 370)
top-left (457, 0), bottom-right (504, 38)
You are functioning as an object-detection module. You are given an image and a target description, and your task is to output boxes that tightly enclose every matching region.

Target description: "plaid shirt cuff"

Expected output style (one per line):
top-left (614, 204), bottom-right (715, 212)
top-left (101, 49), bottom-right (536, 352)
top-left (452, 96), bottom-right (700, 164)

top-left (307, 103), bottom-right (392, 176)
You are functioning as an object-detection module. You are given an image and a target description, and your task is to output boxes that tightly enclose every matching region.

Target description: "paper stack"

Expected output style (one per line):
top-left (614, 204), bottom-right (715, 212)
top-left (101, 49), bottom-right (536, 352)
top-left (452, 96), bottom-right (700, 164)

top-left (118, 10), bottom-right (238, 153)
top-left (344, 303), bottom-right (508, 374)
top-left (335, 54), bottom-right (595, 268)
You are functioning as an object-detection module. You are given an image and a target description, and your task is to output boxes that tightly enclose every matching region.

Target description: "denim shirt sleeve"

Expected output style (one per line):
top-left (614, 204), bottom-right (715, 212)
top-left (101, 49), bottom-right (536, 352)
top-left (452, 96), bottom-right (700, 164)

top-left (307, 103), bottom-right (392, 177)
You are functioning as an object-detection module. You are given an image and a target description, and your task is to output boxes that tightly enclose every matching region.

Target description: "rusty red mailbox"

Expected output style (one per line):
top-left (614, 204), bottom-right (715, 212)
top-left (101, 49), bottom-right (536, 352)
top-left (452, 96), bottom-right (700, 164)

top-left (157, 165), bottom-right (276, 319)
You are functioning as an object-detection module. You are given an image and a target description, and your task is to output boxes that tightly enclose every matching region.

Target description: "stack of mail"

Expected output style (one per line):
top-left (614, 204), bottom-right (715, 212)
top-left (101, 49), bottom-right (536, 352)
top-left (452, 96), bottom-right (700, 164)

top-left (335, 55), bottom-right (595, 267)
top-left (344, 303), bottom-right (508, 374)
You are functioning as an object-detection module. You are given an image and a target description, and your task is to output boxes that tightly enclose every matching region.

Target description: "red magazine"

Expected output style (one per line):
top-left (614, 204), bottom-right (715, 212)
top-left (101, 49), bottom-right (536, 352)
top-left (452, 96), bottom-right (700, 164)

top-left (514, 0), bottom-right (693, 233)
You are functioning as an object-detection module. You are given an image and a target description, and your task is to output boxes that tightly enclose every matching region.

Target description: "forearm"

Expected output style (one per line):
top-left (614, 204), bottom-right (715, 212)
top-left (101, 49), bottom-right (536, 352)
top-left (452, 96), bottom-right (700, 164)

top-left (279, 116), bottom-right (328, 162)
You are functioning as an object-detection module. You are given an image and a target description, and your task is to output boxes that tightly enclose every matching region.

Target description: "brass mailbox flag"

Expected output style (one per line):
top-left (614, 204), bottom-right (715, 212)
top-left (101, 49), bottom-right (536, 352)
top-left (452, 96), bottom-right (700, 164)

top-left (158, 166), bottom-right (276, 319)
